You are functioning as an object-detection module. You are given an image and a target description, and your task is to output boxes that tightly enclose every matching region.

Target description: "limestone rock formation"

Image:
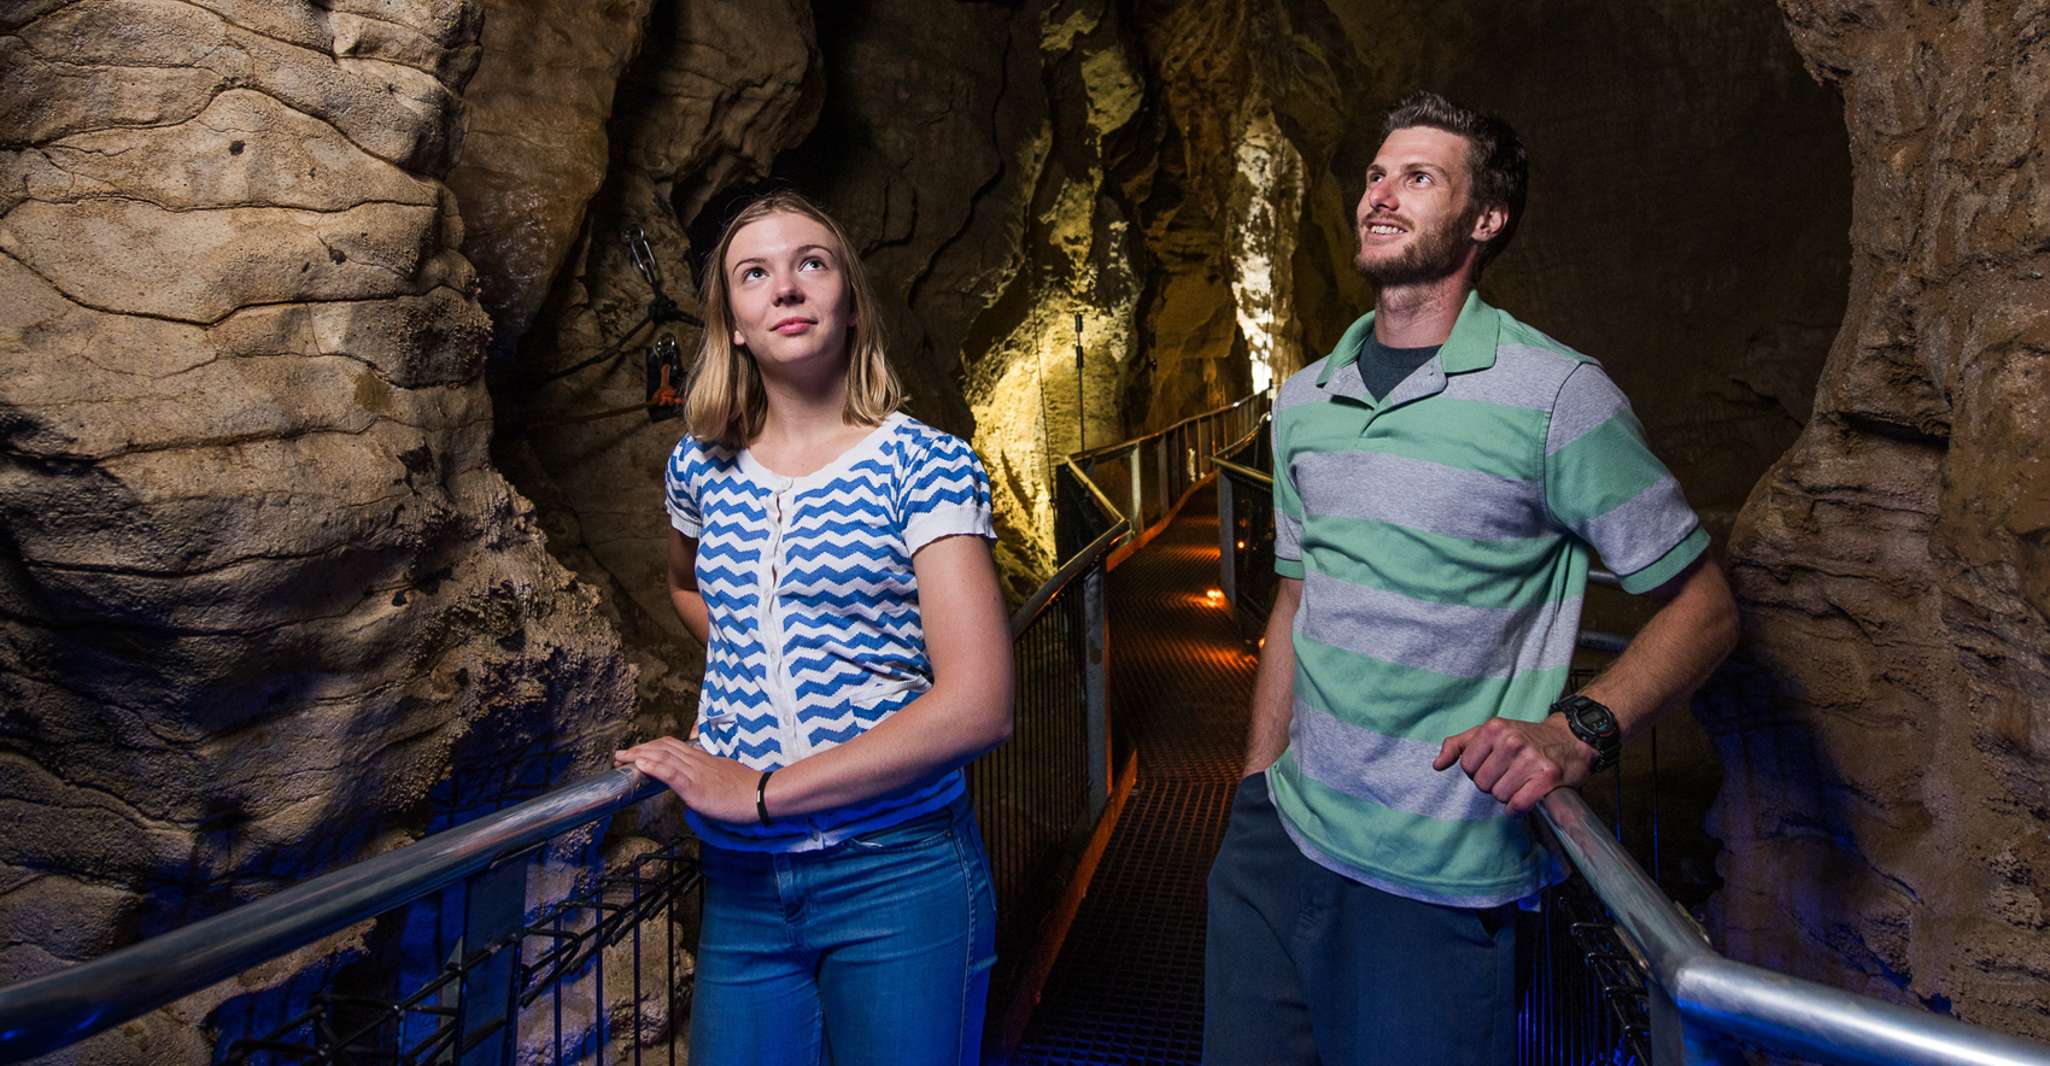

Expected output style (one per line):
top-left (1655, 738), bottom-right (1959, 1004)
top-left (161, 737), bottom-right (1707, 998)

top-left (470, 0), bottom-right (823, 724)
top-left (1714, 0), bottom-right (2050, 1039)
top-left (0, 0), bottom-right (632, 1056)
top-left (448, 0), bottom-right (656, 361)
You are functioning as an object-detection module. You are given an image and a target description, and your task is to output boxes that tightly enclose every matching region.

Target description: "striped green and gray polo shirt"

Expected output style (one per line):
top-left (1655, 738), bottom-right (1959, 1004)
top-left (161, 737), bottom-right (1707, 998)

top-left (1268, 290), bottom-right (1707, 908)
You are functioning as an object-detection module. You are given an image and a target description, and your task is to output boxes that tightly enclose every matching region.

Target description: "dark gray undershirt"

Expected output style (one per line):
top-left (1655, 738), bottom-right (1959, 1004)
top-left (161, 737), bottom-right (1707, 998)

top-left (1358, 333), bottom-right (1441, 402)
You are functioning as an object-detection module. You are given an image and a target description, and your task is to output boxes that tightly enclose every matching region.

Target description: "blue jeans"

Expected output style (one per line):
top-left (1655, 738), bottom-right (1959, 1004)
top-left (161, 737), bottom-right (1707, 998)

top-left (1204, 774), bottom-right (1522, 1065)
top-left (690, 796), bottom-right (998, 1066)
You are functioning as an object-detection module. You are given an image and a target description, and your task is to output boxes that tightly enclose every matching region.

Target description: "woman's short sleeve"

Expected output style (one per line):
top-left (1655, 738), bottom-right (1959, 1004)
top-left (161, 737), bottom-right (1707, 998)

top-left (900, 433), bottom-right (995, 556)
top-left (664, 437), bottom-right (703, 538)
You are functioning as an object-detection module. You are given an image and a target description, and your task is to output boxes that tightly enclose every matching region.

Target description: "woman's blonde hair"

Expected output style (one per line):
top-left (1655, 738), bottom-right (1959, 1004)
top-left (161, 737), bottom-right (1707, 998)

top-left (684, 190), bottom-right (902, 449)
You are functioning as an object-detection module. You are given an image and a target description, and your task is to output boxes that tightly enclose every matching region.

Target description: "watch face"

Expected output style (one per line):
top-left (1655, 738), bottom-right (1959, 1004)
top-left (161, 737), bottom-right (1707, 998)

top-left (1568, 698), bottom-right (1618, 738)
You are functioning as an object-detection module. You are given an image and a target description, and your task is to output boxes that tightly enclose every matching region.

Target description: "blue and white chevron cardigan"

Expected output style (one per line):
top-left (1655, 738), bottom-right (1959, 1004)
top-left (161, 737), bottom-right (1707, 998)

top-left (663, 412), bottom-right (996, 851)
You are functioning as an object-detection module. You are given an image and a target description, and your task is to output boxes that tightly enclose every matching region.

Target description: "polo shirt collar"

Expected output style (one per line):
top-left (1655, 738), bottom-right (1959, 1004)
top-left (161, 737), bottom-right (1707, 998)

top-left (1315, 289), bottom-right (1501, 390)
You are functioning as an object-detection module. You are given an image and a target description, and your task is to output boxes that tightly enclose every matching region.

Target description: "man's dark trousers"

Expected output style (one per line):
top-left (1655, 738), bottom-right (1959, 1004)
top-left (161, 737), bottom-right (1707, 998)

top-left (1203, 774), bottom-right (1521, 1065)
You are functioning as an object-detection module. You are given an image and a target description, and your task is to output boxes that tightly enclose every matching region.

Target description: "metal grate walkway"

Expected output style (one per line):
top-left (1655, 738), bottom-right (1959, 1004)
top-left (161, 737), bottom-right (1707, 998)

top-left (1011, 482), bottom-right (1256, 1065)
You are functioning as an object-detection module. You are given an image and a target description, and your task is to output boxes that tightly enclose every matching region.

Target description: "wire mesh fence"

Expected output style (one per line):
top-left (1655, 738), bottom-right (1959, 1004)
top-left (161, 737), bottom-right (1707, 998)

top-left (970, 573), bottom-right (1098, 1013)
top-left (220, 841), bottom-right (700, 1065)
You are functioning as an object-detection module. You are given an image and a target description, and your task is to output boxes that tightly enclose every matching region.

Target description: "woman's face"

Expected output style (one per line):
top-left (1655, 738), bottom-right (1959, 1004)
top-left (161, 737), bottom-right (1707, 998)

top-left (724, 210), bottom-right (854, 376)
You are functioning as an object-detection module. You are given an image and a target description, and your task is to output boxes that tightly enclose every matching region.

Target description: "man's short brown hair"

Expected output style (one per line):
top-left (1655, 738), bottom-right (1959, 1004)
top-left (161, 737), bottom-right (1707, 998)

top-left (1381, 91), bottom-right (1529, 267)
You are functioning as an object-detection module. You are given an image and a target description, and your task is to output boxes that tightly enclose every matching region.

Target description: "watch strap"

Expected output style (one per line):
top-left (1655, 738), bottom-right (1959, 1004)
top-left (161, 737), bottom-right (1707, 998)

top-left (1551, 694), bottom-right (1621, 773)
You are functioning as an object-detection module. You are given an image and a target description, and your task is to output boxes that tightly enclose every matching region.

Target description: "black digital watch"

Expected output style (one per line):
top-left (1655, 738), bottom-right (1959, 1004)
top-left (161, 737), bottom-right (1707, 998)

top-left (1550, 693), bottom-right (1621, 773)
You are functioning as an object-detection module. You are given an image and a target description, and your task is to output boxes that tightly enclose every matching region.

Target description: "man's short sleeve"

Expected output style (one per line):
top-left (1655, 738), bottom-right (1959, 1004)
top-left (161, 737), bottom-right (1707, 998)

top-left (664, 437), bottom-right (703, 538)
top-left (1272, 417), bottom-right (1306, 579)
top-left (1544, 364), bottom-right (1707, 593)
top-left (901, 433), bottom-right (996, 555)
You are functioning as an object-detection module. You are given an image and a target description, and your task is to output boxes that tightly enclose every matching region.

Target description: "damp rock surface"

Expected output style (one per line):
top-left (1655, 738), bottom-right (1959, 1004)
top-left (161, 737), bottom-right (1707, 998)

top-left (0, 0), bottom-right (632, 1056)
top-left (1715, 0), bottom-right (2050, 1040)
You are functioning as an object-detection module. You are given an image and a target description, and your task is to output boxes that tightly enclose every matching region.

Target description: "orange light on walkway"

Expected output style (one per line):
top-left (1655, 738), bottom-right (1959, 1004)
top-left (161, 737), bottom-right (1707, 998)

top-left (1204, 587), bottom-right (1225, 607)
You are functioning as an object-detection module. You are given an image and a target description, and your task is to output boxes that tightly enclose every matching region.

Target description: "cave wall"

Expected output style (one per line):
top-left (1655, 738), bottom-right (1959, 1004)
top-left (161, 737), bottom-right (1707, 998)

top-left (495, 0), bottom-right (1323, 595)
top-left (0, 0), bottom-right (634, 1057)
top-left (1712, 0), bottom-right (2050, 1038)
top-left (457, 0), bottom-right (822, 728)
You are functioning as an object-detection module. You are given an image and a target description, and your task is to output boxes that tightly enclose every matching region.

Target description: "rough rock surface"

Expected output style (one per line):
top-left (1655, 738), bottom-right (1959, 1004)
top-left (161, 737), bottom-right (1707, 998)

top-left (470, 0), bottom-right (822, 725)
top-left (1713, 0), bottom-right (2050, 1039)
top-left (0, 0), bottom-right (632, 1057)
top-left (447, 0), bottom-right (656, 361)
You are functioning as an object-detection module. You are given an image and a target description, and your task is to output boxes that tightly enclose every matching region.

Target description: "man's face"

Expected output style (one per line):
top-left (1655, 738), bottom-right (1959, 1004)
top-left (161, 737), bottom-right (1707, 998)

top-left (1353, 126), bottom-right (1484, 287)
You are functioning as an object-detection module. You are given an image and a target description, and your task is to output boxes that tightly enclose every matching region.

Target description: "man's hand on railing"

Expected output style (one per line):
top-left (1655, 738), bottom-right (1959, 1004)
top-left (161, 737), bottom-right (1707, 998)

top-left (1431, 715), bottom-right (1597, 815)
top-left (616, 737), bottom-right (762, 824)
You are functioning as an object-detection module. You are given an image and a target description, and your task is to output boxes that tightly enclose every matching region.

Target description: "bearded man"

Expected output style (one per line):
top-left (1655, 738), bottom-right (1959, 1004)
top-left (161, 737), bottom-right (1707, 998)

top-left (1201, 91), bottom-right (1740, 1065)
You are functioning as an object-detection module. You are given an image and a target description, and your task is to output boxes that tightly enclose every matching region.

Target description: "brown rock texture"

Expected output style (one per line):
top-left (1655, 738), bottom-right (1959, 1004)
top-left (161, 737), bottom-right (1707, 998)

top-left (785, 0), bottom-right (1303, 586)
top-left (487, 0), bottom-right (1850, 624)
top-left (471, 0), bottom-right (823, 723)
top-left (448, 0), bottom-right (656, 360)
top-left (0, 0), bottom-right (632, 1057)
top-left (1710, 0), bottom-right (2050, 1039)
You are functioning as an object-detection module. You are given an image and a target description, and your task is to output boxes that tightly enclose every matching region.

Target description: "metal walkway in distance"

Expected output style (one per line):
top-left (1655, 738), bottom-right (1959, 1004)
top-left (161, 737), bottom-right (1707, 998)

top-left (1012, 482), bottom-right (1252, 1065)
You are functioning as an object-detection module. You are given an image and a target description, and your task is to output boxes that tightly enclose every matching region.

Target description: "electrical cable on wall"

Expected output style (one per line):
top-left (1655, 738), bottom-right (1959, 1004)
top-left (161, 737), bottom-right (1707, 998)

top-left (530, 225), bottom-right (702, 389)
top-left (520, 225), bottom-right (701, 429)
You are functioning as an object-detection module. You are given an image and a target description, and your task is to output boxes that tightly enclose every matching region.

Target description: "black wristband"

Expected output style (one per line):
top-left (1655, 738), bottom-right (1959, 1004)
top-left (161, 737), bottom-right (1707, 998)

top-left (756, 769), bottom-right (775, 825)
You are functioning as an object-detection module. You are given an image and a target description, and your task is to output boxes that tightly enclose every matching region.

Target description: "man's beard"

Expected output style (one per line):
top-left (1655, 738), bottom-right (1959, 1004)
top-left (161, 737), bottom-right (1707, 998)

top-left (1352, 200), bottom-right (1480, 287)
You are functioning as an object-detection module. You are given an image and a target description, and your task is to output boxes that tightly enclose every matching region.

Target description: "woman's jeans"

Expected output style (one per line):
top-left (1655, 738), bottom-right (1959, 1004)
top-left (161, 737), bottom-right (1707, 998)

top-left (690, 796), bottom-right (998, 1066)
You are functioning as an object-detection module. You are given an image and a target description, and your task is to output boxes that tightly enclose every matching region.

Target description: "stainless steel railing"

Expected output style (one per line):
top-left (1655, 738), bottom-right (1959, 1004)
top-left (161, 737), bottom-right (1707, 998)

top-left (0, 768), bottom-right (672, 1060)
top-left (1541, 790), bottom-right (2050, 1065)
top-left (1061, 392), bottom-right (1269, 559)
top-left (0, 522), bottom-right (1133, 1063)
top-left (971, 517), bottom-right (1126, 1024)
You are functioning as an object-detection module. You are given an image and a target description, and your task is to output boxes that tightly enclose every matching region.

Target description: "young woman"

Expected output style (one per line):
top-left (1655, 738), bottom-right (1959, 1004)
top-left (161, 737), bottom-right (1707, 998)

top-left (614, 190), bottom-right (1012, 1066)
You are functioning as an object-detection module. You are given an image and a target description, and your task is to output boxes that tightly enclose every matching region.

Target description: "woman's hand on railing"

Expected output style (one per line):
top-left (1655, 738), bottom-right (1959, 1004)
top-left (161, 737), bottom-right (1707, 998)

top-left (615, 737), bottom-right (761, 824)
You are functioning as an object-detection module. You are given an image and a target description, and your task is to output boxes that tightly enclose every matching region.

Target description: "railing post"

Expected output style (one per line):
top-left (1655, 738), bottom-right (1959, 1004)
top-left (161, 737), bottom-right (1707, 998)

top-left (1127, 446), bottom-right (1143, 528)
top-left (1217, 473), bottom-right (1237, 612)
top-left (455, 854), bottom-right (528, 1065)
top-left (1082, 564), bottom-right (1111, 820)
top-left (1154, 436), bottom-right (1170, 525)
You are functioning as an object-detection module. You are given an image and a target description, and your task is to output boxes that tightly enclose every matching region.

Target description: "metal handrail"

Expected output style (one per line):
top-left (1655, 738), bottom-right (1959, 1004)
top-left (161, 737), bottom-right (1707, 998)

top-left (1211, 456), bottom-right (1270, 485)
top-left (1009, 518), bottom-right (1129, 634)
top-left (1540, 790), bottom-right (2050, 1065)
top-left (1067, 393), bottom-right (1265, 465)
top-left (0, 768), bottom-right (668, 1059)
top-left (2, 516), bottom-right (1134, 1061)
top-left (1058, 456), bottom-right (1127, 528)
